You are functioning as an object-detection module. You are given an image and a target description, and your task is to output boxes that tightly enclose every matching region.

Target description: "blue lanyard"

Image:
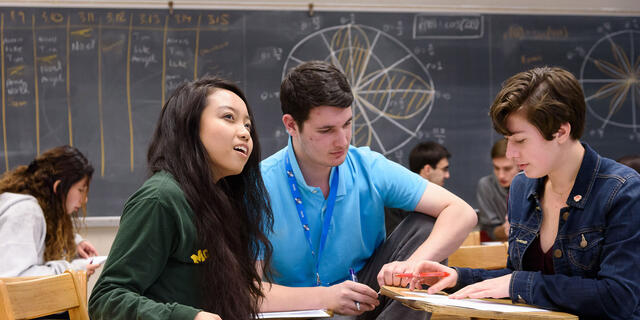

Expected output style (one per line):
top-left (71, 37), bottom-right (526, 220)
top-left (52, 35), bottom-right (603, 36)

top-left (285, 152), bottom-right (339, 286)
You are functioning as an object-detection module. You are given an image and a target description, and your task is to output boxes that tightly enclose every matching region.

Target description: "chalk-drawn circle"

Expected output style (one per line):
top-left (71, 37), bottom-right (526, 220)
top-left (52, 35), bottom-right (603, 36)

top-left (580, 30), bottom-right (640, 131)
top-left (283, 24), bottom-right (436, 155)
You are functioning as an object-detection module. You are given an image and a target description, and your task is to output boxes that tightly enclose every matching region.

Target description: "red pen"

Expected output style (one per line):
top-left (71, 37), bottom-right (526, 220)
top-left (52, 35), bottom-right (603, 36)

top-left (394, 272), bottom-right (450, 278)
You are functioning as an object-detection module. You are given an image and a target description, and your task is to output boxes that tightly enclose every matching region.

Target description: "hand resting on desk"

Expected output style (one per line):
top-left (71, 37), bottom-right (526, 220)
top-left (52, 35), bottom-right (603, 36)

top-left (406, 261), bottom-right (510, 299)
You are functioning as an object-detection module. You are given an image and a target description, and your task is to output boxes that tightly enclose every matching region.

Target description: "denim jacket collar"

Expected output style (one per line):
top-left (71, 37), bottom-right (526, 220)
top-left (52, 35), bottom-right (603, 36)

top-left (524, 143), bottom-right (600, 210)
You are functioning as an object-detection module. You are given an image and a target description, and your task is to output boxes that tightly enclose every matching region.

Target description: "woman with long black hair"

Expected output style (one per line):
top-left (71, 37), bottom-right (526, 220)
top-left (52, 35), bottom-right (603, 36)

top-left (89, 77), bottom-right (273, 320)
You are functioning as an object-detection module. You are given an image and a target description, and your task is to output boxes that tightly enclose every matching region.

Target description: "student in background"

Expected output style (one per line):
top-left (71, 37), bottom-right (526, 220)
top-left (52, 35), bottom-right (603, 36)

top-left (405, 67), bottom-right (640, 319)
top-left (258, 61), bottom-right (476, 319)
top-left (476, 139), bottom-right (519, 241)
top-left (617, 154), bottom-right (640, 173)
top-left (385, 140), bottom-right (450, 236)
top-left (0, 145), bottom-right (99, 277)
top-left (89, 77), bottom-right (274, 320)
top-left (408, 141), bottom-right (451, 187)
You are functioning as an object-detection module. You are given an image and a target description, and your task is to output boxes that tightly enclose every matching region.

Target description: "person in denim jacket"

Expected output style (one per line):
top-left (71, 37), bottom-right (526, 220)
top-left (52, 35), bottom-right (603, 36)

top-left (401, 67), bottom-right (640, 319)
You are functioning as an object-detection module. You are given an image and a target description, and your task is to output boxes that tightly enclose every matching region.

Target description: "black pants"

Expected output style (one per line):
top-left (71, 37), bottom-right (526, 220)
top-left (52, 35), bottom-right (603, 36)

top-left (32, 311), bottom-right (70, 319)
top-left (355, 212), bottom-right (441, 320)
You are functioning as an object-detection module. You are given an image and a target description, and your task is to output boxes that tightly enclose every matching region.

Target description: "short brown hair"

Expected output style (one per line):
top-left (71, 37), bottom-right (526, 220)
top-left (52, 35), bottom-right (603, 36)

top-left (489, 66), bottom-right (585, 140)
top-left (280, 61), bottom-right (353, 129)
top-left (490, 139), bottom-right (507, 159)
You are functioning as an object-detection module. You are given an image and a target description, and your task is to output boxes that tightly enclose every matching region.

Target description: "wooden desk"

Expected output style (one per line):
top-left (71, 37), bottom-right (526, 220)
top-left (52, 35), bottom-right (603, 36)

top-left (448, 243), bottom-right (509, 270)
top-left (380, 286), bottom-right (578, 320)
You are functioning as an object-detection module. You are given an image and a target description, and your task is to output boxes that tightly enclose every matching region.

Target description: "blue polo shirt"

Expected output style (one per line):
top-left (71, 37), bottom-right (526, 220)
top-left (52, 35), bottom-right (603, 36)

top-left (260, 138), bottom-right (427, 287)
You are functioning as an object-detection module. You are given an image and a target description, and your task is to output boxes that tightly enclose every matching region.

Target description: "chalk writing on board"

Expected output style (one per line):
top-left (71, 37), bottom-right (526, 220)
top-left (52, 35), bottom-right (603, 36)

top-left (580, 29), bottom-right (640, 140)
top-left (413, 14), bottom-right (483, 39)
top-left (283, 24), bottom-right (436, 155)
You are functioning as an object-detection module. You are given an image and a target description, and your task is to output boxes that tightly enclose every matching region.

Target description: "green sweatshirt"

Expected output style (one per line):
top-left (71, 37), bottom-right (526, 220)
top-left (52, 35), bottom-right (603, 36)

top-left (89, 171), bottom-right (206, 320)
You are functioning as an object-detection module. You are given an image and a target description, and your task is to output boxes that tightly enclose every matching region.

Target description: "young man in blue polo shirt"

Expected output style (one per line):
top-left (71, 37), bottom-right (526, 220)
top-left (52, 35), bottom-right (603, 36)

top-left (258, 61), bottom-right (477, 319)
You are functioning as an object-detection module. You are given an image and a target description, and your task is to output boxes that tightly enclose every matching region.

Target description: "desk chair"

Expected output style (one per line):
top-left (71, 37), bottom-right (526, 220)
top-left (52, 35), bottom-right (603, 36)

top-left (448, 243), bottom-right (509, 270)
top-left (0, 270), bottom-right (89, 320)
top-left (461, 231), bottom-right (481, 246)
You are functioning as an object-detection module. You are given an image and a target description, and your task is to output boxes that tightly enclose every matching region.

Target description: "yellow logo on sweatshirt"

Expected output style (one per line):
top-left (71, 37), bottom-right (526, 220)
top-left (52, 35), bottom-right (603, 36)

top-left (190, 249), bottom-right (209, 264)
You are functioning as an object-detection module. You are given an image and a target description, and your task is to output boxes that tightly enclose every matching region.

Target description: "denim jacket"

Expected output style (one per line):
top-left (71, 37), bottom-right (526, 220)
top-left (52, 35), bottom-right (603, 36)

top-left (456, 143), bottom-right (640, 319)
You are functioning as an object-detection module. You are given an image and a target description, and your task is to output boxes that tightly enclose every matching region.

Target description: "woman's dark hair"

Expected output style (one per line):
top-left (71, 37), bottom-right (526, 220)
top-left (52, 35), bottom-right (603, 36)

top-left (0, 145), bottom-right (93, 261)
top-left (147, 76), bottom-right (273, 319)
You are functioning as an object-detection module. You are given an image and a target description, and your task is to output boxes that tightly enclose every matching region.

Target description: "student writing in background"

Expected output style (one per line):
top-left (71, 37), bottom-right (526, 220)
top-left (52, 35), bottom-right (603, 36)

top-left (258, 61), bottom-right (477, 319)
top-left (404, 67), bottom-right (640, 319)
top-left (89, 77), bottom-right (274, 320)
top-left (476, 139), bottom-right (519, 241)
top-left (0, 145), bottom-right (99, 277)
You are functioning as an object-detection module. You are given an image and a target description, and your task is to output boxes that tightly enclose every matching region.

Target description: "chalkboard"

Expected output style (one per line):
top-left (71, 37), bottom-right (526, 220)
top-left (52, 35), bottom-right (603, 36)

top-left (1, 8), bottom-right (639, 216)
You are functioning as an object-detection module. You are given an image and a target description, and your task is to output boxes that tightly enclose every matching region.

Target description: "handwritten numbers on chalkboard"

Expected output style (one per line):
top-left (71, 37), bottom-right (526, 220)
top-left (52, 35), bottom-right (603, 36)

top-left (173, 13), bottom-right (192, 24)
top-left (9, 10), bottom-right (26, 24)
top-left (206, 14), bottom-right (229, 26)
top-left (139, 13), bottom-right (161, 25)
top-left (40, 11), bottom-right (64, 24)
top-left (383, 20), bottom-right (404, 37)
top-left (77, 11), bottom-right (95, 24)
top-left (339, 13), bottom-right (356, 25)
top-left (566, 46), bottom-right (585, 61)
top-left (299, 16), bottom-right (321, 33)
top-left (105, 11), bottom-right (126, 24)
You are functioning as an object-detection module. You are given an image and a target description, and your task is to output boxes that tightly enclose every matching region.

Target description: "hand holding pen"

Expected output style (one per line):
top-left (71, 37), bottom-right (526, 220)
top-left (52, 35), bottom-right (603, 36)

top-left (404, 261), bottom-right (458, 293)
top-left (349, 268), bottom-right (361, 311)
top-left (323, 276), bottom-right (379, 315)
top-left (394, 271), bottom-right (450, 278)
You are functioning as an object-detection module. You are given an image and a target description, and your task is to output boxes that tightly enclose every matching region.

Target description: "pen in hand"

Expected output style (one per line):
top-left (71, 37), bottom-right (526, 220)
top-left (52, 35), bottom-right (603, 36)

top-left (349, 268), bottom-right (361, 311)
top-left (394, 272), bottom-right (450, 278)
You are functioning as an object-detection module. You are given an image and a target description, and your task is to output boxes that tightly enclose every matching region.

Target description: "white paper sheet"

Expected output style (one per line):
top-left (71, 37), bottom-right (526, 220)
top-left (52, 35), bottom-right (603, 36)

top-left (398, 291), bottom-right (550, 313)
top-left (88, 255), bottom-right (108, 265)
top-left (257, 309), bottom-right (331, 319)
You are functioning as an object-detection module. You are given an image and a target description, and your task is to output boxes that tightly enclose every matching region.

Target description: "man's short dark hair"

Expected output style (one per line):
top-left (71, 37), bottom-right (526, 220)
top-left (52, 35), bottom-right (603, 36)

top-left (409, 141), bottom-right (451, 173)
top-left (280, 60), bottom-right (353, 129)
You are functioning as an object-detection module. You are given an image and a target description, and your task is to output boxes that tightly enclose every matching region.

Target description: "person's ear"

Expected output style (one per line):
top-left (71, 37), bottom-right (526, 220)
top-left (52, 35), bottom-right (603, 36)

top-left (554, 122), bottom-right (572, 143)
top-left (419, 164), bottom-right (433, 180)
top-left (282, 114), bottom-right (299, 137)
top-left (53, 180), bottom-right (61, 194)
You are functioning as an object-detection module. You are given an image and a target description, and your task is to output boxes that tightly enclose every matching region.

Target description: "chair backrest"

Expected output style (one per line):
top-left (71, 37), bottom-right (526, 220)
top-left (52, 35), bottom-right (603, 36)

top-left (460, 230), bottom-right (481, 246)
top-left (448, 243), bottom-right (509, 270)
top-left (0, 270), bottom-right (89, 320)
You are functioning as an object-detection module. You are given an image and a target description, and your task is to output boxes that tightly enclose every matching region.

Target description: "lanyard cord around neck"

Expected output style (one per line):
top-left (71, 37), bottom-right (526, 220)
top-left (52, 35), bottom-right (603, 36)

top-left (285, 151), bottom-right (339, 286)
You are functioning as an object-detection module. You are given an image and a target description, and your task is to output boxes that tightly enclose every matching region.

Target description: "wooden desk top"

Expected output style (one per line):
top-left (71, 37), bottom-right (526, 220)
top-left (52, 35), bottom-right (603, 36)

top-left (380, 286), bottom-right (578, 320)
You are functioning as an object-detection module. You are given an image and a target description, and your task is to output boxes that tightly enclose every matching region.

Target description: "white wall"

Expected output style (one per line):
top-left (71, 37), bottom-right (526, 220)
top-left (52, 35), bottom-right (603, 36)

top-left (78, 218), bottom-right (119, 296)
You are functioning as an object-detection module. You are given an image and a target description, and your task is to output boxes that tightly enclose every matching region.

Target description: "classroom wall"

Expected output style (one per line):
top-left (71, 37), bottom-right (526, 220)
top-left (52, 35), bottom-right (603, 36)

top-left (14, 0), bottom-right (638, 296)
top-left (77, 223), bottom-right (117, 295)
top-left (9, 0), bottom-right (640, 16)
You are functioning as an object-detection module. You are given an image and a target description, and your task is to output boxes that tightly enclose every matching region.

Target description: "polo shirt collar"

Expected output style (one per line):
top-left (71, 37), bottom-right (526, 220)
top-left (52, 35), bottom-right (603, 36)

top-left (286, 136), bottom-right (347, 197)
